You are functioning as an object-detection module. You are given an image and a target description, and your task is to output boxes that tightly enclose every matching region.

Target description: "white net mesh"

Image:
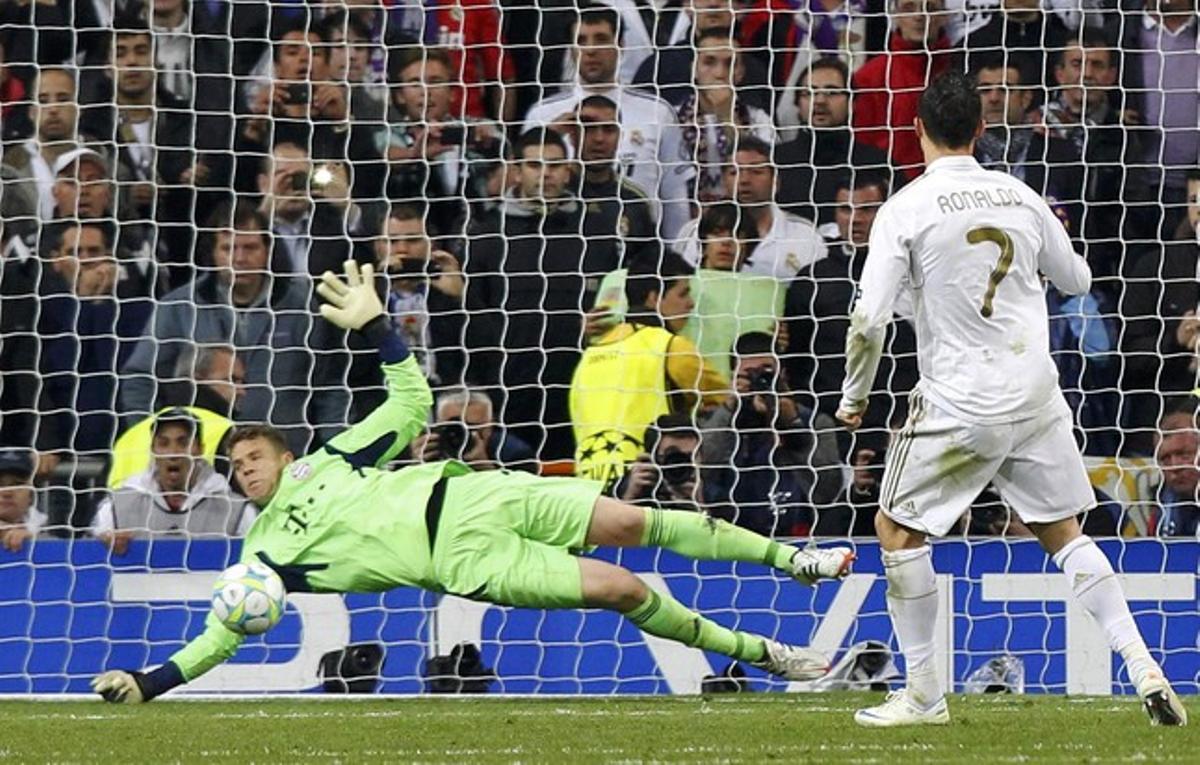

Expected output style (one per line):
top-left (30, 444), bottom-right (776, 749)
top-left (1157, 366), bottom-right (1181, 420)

top-left (0, 1), bottom-right (1196, 696)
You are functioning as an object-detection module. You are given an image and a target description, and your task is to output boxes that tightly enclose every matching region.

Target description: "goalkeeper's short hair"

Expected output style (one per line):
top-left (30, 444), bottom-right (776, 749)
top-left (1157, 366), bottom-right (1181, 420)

top-left (226, 424), bottom-right (291, 457)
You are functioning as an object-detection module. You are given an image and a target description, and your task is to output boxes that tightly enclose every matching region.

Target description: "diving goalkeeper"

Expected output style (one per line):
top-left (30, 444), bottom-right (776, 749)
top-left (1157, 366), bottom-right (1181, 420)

top-left (93, 261), bottom-right (854, 702)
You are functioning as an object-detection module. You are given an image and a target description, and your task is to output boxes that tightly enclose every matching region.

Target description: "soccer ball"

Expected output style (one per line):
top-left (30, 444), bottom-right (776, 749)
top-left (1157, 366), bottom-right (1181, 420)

top-left (211, 562), bottom-right (287, 635)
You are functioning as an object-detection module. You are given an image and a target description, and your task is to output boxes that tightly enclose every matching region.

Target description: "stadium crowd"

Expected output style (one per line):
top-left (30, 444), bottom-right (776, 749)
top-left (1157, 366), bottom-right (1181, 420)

top-left (1, 0), bottom-right (1199, 544)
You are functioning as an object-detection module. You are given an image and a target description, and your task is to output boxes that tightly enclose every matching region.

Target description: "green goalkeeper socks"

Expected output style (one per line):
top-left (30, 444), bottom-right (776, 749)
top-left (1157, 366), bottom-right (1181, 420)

top-left (625, 589), bottom-right (766, 663)
top-left (640, 508), bottom-right (796, 572)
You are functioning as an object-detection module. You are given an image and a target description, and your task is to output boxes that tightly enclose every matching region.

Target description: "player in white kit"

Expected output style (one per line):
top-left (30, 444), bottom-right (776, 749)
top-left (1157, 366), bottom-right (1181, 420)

top-left (836, 71), bottom-right (1187, 728)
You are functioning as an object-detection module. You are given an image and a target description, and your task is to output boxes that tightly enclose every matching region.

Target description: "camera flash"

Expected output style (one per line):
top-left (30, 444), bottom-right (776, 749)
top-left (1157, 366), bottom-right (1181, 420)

top-left (312, 166), bottom-right (334, 188)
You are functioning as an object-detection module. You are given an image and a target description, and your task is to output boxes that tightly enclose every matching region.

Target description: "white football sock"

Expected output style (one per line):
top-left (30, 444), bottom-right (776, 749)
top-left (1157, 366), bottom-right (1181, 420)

top-left (1053, 535), bottom-right (1155, 683)
top-left (882, 545), bottom-right (941, 707)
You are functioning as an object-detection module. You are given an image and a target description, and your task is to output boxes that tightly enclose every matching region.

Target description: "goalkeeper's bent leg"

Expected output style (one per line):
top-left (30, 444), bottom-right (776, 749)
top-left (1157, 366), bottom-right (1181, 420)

top-left (578, 557), bottom-right (766, 663)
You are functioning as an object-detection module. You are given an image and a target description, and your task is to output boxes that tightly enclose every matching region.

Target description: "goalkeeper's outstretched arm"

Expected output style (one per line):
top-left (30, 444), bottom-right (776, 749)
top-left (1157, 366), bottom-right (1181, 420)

top-left (92, 611), bottom-right (245, 703)
top-left (317, 260), bottom-right (432, 467)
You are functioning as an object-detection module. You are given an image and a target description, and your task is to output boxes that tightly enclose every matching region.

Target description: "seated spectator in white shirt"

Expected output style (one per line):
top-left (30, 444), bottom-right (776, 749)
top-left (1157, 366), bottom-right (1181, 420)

top-left (0, 449), bottom-right (47, 553)
top-left (92, 409), bottom-right (256, 555)
top-left (675, 135), bottom-right (827, 280)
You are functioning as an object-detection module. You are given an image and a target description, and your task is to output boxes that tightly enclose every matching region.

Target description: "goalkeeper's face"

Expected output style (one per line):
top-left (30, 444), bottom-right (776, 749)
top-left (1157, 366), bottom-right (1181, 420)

top-left (230, 437), bottom-right (295, 504)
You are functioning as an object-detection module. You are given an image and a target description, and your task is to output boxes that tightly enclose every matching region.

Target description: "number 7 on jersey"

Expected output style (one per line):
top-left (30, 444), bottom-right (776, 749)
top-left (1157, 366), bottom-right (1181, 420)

top-left (967, 227), bottom-right (1015, 318)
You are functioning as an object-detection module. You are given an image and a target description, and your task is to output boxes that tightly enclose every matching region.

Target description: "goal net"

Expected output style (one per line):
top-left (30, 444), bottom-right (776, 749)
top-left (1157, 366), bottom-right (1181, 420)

top-left (0, 1), bottom-right (1196, 696)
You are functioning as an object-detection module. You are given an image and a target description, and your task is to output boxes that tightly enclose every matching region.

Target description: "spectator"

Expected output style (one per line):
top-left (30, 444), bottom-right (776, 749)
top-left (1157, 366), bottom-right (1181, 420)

top-left (108, 344), bottom-right (245, 489)
top-left (812, 428), bottom-right (889, 536)
top-left (633, 0), bottom-right (770, 109)
top-left (615, 413), bottom-right (707, 510)
top-left (1119, 169), bottom-right (1200, 454)
top-left (1147, 410), bottom-right (1200, 537)
top-left (378, 47), bottom-right (502, 238)
top-left (422, 0), bottom-right (514, 121)
top-left (785, 171), bottom-right (918, 430)
top-left (1047, 273), bottom-right (1118, 455)
top-left (696, 201), bottom-right (757, 271)
top-left (570, 252), bottom-right (727, 488)
top-left (1120, 0), bottom-right (1200, 239)
top-left (92, 409), bottom-right (255, 556)
top-left (0, 29), bottom-right (28, 140)
top-left (683, 203), bottom-right (785, 372)
top-left (971, 57), bottom-right (1083, 206)
top-left (374, 204), bottom-right (466, 387)
top-left (572, 94), bottom-right (660, 265)
top-left (150, 0), bottom-right (264, 195)
top-left (788, 0), bottom-right (874, 77)
top-left (314, 9), bottom-right (387, 123)
top-left (676, 27), bottom-right (774, 203)
top-left (583, 0), bottom-right (659, 86)
top-left (700, 332), bottom-right (842, 537)
top-left (0, 449), bottom-right (46, 552)
top-left (524, 3), bottom-right (693, 239)
top-left (675, 135), bottom-right (828, 280)
top-left (463, 128), bottom-right (619, 458)
top-left (775, 58), bottom-right (892, 226)
top-left (851, 0), bottom-right (955, 178)
top-left (964, 0), bottom-right (1070, 95)
top-left (119, 204), bottom-right (349, 455)
top-left (45, 145), bottom-right (156, 285)
top-left (731, 0), bottom-right (808, 90)
top-left (35, 220), bottom-right (152, 460)
top-left (1, 67), bottom-right (92, 233)
top-left (1042, 29), bottom-right (1134, 278)
top-left (237, 13), bottom-right (381, 197)
top-left (79, 14), bottom-right (197, 286)
top-left (256, 139), bottom-right (370, 277)
top-left (49, 147), bottom-right (114, 221)
top-left (464, 128), bottom-right (622, 460)
top-left (411, 387), bottom-right (536, 472)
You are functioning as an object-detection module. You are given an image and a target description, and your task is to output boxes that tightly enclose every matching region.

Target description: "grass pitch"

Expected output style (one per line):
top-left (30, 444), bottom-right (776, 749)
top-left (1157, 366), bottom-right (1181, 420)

top-left (2, 693), bottom-right (1196, 763)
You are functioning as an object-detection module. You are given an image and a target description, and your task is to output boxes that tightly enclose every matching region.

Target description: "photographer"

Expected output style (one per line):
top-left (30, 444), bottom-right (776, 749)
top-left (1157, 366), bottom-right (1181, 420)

top-left (237, 14), bottom-right (383, 201)
top-left (378, 46), bottom-right (502, 238)
top-left (812, 428), bottom-right (887, 537)
top-left (412, 388), bottom-right (536, 473)
top-left (376, 204), bottom-right (465, 385)
top-left (615, 414), bottom-right (705, 511)
top-left (700, 332), bottom-right (841, 537)
top-left (256, 139), bottom-right (372, 278)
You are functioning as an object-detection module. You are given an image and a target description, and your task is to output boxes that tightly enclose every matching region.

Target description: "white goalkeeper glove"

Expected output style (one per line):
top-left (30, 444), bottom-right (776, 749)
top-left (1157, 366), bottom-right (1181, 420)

top-left (91, 670), bottom-right (146, 704)
top-left (316, 259), bottom-right (384, 331)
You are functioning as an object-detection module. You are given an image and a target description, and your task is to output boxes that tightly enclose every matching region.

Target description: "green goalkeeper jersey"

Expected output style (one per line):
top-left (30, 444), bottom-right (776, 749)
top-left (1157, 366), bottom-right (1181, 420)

top-left (168, 353), bottom-right (472, 683)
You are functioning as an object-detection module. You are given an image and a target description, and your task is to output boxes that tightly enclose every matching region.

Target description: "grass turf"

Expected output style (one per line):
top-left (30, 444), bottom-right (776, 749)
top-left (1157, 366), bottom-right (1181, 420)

top-left (1, 693), bottom-right (1196, 763)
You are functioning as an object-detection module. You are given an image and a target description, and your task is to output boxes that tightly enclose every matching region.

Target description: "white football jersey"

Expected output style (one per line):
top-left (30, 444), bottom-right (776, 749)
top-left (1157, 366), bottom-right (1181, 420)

top-left (674, 203), bottom-right (828, 280)
top-left (524, 84), bottom-right (694, 239)
top-left (841, 155), bottom-right (1091, 425)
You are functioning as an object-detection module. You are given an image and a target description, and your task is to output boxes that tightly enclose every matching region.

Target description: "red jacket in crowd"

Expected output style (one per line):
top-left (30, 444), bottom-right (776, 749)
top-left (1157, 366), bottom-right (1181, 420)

top-left (851, 31), bottom-right (955, 178)
top-left (0, 71), bottom-right (24, 121)
top-left (425, 0), bottom-right (514, 119)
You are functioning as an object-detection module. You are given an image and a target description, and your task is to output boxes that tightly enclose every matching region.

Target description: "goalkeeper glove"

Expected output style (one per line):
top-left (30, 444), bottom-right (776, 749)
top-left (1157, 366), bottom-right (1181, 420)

top-left (92, 670), bottom-right (147, 704)
top-left (317, 259), bottom-right (384, 331)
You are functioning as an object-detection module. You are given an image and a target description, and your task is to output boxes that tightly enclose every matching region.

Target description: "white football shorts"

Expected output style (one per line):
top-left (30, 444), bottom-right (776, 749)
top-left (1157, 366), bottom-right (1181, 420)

top-left (878, 390), bottom-right (1096, 536)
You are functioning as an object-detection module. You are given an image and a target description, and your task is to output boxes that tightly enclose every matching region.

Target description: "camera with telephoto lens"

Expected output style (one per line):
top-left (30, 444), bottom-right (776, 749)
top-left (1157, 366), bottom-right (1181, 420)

top-left (656, 448), bottom-right (696, 491)
top-left (432, 421), bottom-right (470, 459)
top-left (748, 367), bottom-right (777, 393)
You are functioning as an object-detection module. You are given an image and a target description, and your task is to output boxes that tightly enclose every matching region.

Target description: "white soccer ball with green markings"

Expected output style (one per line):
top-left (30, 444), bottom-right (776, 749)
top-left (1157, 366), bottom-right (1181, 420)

top-left (211, 562), bottom-right (287, 635)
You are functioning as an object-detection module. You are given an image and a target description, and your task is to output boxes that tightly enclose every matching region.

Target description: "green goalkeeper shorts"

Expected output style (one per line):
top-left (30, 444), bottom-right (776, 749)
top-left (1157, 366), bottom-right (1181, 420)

top-left (431, 470), bottom-right (604, 610)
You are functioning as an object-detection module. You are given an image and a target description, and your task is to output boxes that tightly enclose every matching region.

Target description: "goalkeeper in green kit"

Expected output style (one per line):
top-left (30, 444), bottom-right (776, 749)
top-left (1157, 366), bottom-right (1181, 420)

top-left (93, 261), bottom-right (854, 703)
